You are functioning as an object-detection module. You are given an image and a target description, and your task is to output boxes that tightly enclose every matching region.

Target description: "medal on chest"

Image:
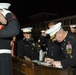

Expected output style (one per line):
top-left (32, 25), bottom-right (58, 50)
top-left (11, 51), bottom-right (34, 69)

top-left (66, 41), bottom-right (73, 58)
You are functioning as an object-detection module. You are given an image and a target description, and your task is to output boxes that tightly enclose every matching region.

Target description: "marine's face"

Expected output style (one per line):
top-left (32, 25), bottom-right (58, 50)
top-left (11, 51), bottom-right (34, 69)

top-left (23, 33), bottom-right (31, 39)
top-left (70, 27), bottom-right (76, 33)
top-left (0, 9), bottom-right (7, 25)
top-left (55, 32), bottom-right (64, 42)
top-left (41, 32), bottom-right (45, 36)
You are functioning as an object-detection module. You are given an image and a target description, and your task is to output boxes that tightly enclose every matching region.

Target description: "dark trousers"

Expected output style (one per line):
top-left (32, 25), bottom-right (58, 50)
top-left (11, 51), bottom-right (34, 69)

top-left (73, 68), bottom-right (76, 75)
top-left (0, 54), bottom-right (12, 75)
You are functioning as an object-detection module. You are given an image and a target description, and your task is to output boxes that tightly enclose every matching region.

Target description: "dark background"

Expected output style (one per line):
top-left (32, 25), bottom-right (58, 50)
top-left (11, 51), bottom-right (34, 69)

top-left (0, 0), bottom-right (76, 25)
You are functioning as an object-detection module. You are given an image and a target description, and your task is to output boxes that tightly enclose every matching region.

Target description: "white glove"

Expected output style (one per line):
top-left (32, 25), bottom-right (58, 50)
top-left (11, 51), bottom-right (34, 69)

top-left (1, 9), bottom-right (11, 17)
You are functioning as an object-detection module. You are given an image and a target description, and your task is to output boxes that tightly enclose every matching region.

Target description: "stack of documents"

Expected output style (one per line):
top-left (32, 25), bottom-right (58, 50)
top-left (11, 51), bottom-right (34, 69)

top-left (32, 60), bottom-right (51, 66)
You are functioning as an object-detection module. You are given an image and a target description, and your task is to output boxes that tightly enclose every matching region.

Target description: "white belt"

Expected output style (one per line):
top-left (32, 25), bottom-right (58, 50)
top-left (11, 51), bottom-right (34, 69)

top-left (0, 49), bottom-right (11, 54)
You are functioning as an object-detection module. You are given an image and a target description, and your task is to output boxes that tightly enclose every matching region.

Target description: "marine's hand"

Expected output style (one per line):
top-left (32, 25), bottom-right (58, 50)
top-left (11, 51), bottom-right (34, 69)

top-left (51, 61), bottom-right (63, 68)
top-left (44, 57), bottom-right (54, 64)
top-left (24, 56), bottom-right (31, 61)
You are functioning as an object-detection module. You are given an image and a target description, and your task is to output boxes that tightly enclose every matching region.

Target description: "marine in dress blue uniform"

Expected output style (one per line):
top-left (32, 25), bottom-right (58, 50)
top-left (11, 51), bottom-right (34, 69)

top-left (38, 30), bottom-right (49, 52)
top-left (70, 25), bottom-right (76, 33)
top-left (47, 39), bottom-right (65, 61)
top-left (17, 27), bottom-right (39, 60)
top-left (0, 3), bottom-right (20, 75)
top-left (46, 22), bottom-right (76, 75)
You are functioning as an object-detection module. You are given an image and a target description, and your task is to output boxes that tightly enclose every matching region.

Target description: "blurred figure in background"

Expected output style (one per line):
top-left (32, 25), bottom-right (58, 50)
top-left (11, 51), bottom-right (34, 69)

top-left (70, 25), bottom-right (76, 33)
top-left (38, 30), bottom-right (48, 61)
top-left (38, 30), bottom-right (48, 52)
top-left (10, 36), bottom-right (17, 57)
top-left (48, 21), bottom-right (56, 29)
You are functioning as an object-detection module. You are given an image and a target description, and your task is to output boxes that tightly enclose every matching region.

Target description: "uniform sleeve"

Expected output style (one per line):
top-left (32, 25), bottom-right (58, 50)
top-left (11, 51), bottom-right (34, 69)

top-left (0, 13), bottom-right (20, 38)
top-left (17, 41), bottom-right (24, 58)
top-left (61, 41), bottom-right (76, 68)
